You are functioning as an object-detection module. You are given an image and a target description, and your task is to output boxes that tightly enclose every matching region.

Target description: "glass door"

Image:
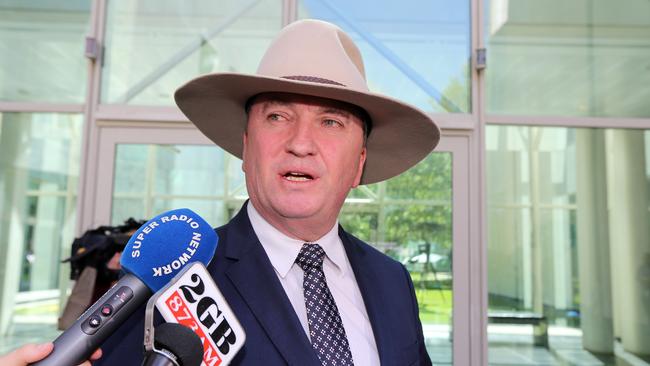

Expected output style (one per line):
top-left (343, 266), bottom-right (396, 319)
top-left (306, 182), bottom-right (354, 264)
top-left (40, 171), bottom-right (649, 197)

top-left (93, 124), bottom-right (474, 364)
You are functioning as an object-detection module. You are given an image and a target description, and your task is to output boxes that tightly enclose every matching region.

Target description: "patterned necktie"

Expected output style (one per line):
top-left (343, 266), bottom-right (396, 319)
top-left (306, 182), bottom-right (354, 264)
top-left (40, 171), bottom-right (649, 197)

top-left (295, 243), bottom-right (354, 366)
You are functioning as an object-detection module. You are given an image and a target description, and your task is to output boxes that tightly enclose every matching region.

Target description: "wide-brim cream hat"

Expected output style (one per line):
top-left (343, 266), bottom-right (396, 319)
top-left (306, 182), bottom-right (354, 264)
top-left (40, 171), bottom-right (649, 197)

top-left (175, 19), bottom-right (440, 185)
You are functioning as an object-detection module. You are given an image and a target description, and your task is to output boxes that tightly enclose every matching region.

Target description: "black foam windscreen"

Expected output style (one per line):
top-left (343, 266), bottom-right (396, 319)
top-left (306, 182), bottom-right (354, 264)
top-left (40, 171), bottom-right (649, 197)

top-left (154, 323), bottom-right (204, 366)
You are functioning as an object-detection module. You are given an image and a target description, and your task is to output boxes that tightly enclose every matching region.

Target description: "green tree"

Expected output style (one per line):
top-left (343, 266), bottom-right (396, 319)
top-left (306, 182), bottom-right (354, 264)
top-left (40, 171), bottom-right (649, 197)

top-left (340, 152), bottom-right (453, 257)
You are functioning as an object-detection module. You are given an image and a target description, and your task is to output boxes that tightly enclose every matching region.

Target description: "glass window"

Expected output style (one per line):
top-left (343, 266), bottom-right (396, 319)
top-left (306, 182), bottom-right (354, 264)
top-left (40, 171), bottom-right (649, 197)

top-left (111, 145), bottom-right (452, 361)
top-left (0, 1), bottom-right (90, 103)
top-left (0, 112), bottom-right (83, 335)
top-left (101, 0), bottom-right (282, 106)
top-left (112, 144), bottom-right (244, 226)
top-left (298, 0), bottom-right (471, 114)
top-left (341, 152), bottom-right (453, 363)
top-left (486, 125), bottom-right (650, 364)
top-left (486, 0), bottom-right (650, 118)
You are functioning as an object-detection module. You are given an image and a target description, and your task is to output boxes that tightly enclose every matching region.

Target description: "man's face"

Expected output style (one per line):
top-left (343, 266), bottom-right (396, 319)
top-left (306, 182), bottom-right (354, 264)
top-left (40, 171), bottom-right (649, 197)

top-left (242, 93), bottom-right (367, 239)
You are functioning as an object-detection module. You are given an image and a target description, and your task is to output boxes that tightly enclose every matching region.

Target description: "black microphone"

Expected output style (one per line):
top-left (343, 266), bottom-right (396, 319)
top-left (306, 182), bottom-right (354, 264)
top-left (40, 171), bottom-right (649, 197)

top-left (142, 323), bottom-right (203, 366)
top-left (31, 208), bottom-right (218, 366)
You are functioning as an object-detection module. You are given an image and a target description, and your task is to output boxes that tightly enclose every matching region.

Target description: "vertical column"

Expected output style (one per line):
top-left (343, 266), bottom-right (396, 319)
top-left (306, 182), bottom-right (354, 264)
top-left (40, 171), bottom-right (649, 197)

top-left (486, 127), bottom-right (529, 308)
top-left (30, 184), bottom-right (60, 290)
top-left (528, 128), bottom-right (544, 317)
top-left (0, 115), bottom-right (29, 335)
top-left (605, 130), bottom-right (650, 356)
top-left (575, 129), bottom-right (613, 353)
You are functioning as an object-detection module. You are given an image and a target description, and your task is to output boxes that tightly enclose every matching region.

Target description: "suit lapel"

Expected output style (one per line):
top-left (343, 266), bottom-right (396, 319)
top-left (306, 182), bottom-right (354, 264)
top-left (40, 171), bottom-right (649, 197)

top-left (222, 206), bottom-right (320, 365)
top-left (339, 227), bottom-right (393, 364)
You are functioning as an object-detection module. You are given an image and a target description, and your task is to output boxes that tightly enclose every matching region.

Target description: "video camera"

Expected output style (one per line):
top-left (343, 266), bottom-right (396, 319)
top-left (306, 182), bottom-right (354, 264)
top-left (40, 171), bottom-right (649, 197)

top-left (58, 218), bottom-right (146, 330)
top-left (62, 218), bottom-right (146, 284)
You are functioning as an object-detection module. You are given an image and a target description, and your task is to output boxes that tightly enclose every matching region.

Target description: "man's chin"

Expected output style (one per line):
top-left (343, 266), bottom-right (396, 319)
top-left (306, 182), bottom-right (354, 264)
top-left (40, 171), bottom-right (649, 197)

top-left (276, 205), bottom-right (323, 220)
top-left (272, 200), bottom-right (331, 221)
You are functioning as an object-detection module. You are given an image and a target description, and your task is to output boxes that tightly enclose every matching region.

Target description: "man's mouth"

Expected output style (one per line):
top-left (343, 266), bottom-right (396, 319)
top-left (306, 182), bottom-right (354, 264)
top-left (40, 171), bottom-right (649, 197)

top-left (283, 171), bottom-right (314, 182)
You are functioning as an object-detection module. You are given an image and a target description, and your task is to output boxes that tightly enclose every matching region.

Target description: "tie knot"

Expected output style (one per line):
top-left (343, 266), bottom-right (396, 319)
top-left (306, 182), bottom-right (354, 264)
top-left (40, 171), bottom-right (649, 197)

top-left (295, 243), bottom-right (326, 271)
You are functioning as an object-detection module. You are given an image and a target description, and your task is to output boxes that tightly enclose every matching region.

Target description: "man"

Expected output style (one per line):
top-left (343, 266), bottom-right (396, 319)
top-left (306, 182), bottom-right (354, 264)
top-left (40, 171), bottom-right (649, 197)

top-left (97, 19), bottom-right (439, 365)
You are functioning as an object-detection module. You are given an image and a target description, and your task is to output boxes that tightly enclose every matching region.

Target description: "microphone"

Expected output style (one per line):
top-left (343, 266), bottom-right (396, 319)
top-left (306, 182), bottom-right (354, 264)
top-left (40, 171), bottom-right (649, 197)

top-left (142, 323), bottom-right (203, 366)
top-left (32, 208), bottom-right (218, 366)
top-left (144, 262), bottom-right (245, 366)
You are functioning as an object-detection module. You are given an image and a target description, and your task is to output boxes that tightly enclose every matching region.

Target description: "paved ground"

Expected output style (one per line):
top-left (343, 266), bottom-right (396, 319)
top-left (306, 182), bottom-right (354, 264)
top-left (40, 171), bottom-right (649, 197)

top-left (422, 324), bottom-right (649, 366)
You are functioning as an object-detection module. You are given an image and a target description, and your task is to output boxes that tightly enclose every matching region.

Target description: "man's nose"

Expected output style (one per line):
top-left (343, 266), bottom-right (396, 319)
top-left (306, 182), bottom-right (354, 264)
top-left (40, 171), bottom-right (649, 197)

top-left (285, 120), bottom-right (316, 157)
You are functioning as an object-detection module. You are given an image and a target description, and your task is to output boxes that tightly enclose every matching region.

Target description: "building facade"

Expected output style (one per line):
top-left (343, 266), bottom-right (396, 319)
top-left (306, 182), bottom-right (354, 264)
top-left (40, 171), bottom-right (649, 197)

top-left (0, 0), bottom-right (649, 364)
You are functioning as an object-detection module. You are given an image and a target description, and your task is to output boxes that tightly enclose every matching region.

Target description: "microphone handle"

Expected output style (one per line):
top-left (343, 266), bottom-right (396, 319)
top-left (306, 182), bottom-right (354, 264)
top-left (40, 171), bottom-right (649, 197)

top-left (142, 350), bottom-right (179, 366)
top-left (31, 273), bottom-right (151, 366)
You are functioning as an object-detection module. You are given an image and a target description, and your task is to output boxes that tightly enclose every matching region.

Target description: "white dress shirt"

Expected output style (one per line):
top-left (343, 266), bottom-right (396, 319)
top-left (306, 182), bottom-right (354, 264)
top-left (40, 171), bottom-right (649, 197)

top-left (247, 202), bottom-right (380, 365)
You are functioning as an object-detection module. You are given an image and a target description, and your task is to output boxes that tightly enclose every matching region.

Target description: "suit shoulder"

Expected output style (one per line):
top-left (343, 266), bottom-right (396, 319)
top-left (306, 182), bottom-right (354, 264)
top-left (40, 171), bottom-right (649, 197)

top-left (215, 223), bottom-right (228, 238)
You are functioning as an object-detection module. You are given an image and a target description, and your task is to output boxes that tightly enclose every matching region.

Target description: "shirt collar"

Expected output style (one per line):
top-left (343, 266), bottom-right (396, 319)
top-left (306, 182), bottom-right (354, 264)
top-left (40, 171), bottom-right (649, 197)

top-left (247, 202), bottom-right (347, 278)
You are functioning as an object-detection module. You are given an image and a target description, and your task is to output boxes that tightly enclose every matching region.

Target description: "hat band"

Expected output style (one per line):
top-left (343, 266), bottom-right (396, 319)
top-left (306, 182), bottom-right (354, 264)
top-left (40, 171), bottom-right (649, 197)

top-left (280, 74), bottom-right (372, 139)
top-left (281, 75), bottom-right (345, 87)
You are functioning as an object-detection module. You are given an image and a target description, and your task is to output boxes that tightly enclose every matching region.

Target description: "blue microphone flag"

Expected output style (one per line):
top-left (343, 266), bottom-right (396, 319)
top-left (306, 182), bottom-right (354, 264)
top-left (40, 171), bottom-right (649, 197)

top-left (120, 208), bottom-right (218, 292)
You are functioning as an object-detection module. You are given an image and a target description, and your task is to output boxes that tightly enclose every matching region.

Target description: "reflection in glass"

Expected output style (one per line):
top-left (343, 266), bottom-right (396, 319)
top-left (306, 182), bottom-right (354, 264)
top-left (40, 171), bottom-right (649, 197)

top-left (153, 199), bottom-right (226, 229)
top-left (487, 125), bottom-right (650, 364)
top-left (0, 113), bottom-right (83, 333)
top-left (0, 1), bottom-right (90, 103)
top-left (486, 0), bottom-right (650, 118)
top-left (113, 145), bottom-right (148, 194)
top-left (101, 0), bottom-right (282, 106)
top-left (111, 198), bottom-right (145, 226)
top-left (112, 144), bottom-right (243, 226)
top-left (298, 0), bottom-right (471, 113)
top-left (154, 145), bottom-right (225, 196)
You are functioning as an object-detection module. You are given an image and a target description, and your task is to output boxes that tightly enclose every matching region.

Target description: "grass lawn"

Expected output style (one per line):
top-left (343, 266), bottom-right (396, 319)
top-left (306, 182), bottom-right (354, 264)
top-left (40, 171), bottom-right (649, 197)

top-left (14, 302), bottom-right (59, 316)
top-left (410, 272), bottom-right (453, 324)
top-left (416, 288), bottom-right (452, 324)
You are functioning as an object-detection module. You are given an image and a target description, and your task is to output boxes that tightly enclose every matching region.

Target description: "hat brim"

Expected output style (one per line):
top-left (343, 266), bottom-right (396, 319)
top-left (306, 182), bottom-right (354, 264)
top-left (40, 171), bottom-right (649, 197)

top-left (175, 73), bottom-right (440, 185)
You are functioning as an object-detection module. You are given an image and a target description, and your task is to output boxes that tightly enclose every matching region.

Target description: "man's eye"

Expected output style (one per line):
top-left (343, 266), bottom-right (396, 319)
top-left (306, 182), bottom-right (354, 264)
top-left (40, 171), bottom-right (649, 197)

top-left (268, 113), bottom-right (283, 121)
top-left (323, 119), bottom-right (342, 127)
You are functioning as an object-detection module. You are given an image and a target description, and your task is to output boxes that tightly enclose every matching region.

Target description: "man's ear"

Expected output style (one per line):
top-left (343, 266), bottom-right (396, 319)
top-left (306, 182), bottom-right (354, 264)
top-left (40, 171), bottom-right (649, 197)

top-left (352, 147), bottom-right (367, 188)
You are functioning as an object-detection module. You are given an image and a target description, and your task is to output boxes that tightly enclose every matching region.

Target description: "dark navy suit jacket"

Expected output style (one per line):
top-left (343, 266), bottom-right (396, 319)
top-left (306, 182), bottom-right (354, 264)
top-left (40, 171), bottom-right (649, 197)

top-left (95, 205), bottom-right (431, 365)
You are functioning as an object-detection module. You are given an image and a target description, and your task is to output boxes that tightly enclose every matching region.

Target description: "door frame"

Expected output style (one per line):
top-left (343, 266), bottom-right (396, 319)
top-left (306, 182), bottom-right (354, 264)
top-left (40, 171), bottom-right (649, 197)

top-left (89, 124), bottom-right (483, 364)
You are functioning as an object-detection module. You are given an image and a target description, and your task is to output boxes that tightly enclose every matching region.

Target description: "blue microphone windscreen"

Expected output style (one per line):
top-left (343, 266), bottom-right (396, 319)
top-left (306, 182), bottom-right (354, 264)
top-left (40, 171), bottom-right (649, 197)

top-left (120, 208), bottom-right (218, 292)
